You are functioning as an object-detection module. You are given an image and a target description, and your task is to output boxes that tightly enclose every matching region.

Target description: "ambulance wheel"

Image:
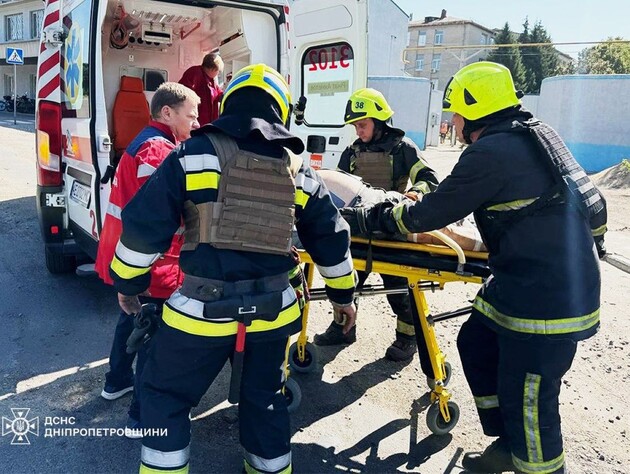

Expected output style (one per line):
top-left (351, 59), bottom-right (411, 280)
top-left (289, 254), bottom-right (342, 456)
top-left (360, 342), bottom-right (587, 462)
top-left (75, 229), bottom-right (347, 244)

top-left (45, 247), bottom-right (76, 274)
top-left (427, 361), bottom-right (452, 390)
top-left (426, 401), bottom-right (459, 436)
top-left (284, 378), bottom-right (302, 413)
top-left (288, 342), bottom-right (318, 373)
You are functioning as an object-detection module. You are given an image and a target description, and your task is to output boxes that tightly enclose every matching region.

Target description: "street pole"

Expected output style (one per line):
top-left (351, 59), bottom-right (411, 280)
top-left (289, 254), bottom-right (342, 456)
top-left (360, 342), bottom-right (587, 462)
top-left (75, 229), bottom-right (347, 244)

top-left (13, 63), bottom-right (16, 125)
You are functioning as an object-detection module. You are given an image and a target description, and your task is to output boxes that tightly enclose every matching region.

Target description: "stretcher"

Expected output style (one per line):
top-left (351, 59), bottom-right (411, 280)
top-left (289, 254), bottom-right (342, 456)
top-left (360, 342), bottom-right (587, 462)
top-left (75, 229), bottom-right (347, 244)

top-left (285, 232), bottom-right (490, 435)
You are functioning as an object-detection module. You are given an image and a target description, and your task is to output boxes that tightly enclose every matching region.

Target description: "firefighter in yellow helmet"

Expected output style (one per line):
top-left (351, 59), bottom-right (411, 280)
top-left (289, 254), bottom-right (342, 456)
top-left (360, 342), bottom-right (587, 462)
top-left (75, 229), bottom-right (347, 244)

top-left (341, 61), bottom-right (607, 474)
top-left (111, 64), bottom-right (356, 474)
top-left (314, 87), bottom-right (439, 365)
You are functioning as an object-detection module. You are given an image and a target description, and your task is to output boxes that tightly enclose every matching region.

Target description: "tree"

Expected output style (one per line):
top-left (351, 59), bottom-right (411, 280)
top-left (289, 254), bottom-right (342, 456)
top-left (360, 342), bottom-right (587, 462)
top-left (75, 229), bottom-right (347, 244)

top-left (518, 20), bottom-right (558, 93)
top-left (486, 22), bottom-right (528, 91)
top-left (579, 37), bottom-right (630, 74)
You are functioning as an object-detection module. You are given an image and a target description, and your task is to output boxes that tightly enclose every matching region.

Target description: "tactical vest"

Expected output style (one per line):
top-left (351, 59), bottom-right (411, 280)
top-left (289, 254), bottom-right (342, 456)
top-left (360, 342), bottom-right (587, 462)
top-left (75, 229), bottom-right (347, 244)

top-left (182, 132), bottom-right (302, 255)
top-left (353, 150), bottom-right (394, 191)
top-left (524, 120), bottom-right (605, 221)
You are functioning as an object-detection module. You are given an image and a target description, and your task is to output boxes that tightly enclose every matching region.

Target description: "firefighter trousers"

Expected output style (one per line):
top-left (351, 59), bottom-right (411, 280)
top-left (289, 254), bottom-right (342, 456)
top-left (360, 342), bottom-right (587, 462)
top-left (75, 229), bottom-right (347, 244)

top-left (139, 324), bottom-right (291, 474)
top-left (457, 311), bottom-right (577, 474)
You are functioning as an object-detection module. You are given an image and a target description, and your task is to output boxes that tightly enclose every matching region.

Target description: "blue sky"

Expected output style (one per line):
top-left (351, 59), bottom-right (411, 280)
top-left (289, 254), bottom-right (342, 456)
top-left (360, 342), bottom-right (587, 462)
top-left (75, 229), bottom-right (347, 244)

top-left (393, 0), bottom-right (629, 58)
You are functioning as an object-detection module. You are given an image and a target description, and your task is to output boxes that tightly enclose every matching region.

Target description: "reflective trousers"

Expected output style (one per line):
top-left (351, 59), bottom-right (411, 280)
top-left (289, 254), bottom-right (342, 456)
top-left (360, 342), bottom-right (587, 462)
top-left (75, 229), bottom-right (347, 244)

top-left (139, 324), bottom-right (291, 474)
top-left (457, 311), bottom-right (577, 474)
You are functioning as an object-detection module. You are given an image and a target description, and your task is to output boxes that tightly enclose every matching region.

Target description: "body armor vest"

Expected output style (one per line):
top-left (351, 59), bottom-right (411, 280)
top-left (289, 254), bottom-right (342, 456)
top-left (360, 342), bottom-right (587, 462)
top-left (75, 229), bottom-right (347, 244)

top-left (353, 150), bottom-right (394, 191)
top-left (182, 132), bottom-right (301, 255)
top-left (524, 120), bottom-right (605, 221)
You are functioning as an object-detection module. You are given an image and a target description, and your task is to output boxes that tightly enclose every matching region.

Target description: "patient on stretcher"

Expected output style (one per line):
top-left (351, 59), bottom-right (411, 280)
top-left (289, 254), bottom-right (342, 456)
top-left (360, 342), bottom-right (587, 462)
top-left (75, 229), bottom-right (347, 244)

top-left (318, 169), bottom-right (486, 252)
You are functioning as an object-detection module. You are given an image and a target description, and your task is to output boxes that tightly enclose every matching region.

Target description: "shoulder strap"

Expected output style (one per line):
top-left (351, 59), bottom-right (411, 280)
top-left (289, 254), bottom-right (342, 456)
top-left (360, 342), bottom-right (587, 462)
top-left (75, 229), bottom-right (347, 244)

top-left (204, 132), bottom-right (240, 168)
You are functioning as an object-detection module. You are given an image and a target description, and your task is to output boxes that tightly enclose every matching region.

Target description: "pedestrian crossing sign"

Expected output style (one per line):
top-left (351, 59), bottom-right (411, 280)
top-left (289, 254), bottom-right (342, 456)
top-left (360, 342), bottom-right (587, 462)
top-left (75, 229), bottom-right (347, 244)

top-left (6, 47), bottom-right (24, 65)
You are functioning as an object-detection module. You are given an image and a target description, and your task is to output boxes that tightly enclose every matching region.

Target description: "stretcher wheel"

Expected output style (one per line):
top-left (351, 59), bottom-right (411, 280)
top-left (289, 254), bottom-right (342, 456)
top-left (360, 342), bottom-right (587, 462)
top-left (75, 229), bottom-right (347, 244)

top-left (283, 377), bottom-right (302, 413)
top-left (426, 401), bottom-right (460, 435)
top-left (288, 342), bottom-right (318, 373)
top-left (427, 361), bottom-right (452, 390)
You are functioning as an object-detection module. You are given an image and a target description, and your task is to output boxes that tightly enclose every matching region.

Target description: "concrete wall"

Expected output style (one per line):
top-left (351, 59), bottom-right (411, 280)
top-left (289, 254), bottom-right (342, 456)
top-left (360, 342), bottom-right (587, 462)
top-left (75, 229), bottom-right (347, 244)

top-left (521, 94), bottom-right (539, 117)
top-left (367, 0), bottom-right (408, 76)
top-left (368, 75), bottom-right (431, 149)
top-left (538, 75), bottom-right (630, 172)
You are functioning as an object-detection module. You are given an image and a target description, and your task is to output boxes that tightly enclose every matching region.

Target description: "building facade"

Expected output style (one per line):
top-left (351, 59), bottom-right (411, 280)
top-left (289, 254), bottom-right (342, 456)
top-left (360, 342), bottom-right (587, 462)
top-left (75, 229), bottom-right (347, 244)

top-left (0, 0), bottom-right (43, 103)
top-left (406, 10), bottom-right (496, 92)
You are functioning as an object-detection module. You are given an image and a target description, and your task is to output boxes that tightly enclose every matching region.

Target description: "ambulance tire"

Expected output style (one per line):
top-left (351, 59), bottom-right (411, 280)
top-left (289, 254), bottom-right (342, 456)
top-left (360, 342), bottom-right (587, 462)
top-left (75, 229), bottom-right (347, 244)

top-left (288, 342), bottom-right (318, 373)
top-left (283, 377), bottom-right (302, 413)
top-left (45, 246), bottom-right (76, 274)
top-left (426, 401), bottom-right (460, 436)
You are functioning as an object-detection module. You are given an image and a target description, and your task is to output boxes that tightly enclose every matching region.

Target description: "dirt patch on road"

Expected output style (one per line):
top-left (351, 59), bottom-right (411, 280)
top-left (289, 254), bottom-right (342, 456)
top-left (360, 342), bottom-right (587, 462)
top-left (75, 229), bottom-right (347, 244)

top-left (593, 159), bottom-right (630, 190)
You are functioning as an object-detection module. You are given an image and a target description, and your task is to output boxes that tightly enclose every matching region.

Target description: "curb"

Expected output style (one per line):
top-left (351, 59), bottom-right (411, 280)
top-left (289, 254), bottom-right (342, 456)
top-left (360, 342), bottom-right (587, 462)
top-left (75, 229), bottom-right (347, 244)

top-left (604, 253), bottom-right (630, 274)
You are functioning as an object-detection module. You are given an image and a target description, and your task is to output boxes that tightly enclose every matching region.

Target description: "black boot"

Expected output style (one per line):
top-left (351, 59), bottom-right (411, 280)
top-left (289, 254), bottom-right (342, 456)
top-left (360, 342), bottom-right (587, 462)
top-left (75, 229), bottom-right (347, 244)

top-left (462, 437), bottom-right (522, 473)
top-left (313, 321), bottom-right (356, 346)
top-left (385, 336), bottom-right (416, 362)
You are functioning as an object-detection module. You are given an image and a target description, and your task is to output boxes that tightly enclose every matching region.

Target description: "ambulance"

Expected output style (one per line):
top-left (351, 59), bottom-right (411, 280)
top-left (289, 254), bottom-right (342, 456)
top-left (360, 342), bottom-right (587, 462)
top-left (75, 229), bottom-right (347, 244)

top-left (34, 0), bottom-right (414, 273)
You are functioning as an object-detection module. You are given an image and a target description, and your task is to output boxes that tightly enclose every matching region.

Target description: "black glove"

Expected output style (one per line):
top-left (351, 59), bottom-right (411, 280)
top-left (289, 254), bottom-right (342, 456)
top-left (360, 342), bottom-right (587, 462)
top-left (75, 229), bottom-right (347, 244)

top-left (340, 201), bottom-right (397, 237)
top-left (594, 235), bottom-right (606, 259)
top-left (126, 303), bottom-right (160, 354)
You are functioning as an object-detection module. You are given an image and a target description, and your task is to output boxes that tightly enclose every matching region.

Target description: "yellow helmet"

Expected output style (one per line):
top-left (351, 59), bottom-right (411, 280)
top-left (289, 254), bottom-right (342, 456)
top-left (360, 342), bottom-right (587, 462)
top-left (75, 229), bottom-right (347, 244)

top-left (344, 88), bottom-right (394, 124)
top-left (220, 64), bottom-right (292, 123)
top-left (442, 61), bottom-right (522, 121)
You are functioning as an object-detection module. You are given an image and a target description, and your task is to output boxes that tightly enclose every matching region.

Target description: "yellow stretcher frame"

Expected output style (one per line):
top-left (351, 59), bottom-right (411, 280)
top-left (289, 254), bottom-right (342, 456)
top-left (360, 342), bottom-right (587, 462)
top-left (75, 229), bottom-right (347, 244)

top-left (291, 233), bottom-right (489, 435)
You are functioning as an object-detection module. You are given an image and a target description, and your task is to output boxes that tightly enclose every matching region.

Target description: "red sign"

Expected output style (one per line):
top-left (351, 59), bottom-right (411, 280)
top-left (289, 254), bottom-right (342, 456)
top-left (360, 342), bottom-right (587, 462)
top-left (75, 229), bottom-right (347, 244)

top-left (309, 154), bottom-right (323, 170)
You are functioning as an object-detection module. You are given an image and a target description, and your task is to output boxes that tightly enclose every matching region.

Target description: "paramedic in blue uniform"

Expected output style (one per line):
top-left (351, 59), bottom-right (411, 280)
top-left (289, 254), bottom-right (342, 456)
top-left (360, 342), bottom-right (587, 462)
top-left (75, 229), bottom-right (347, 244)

top-left (341, 62), bottom-right (607, 474)
top-left (110, 64), bottom-right (356, 474)
top-left (314, 88), bottom-right (439, 363)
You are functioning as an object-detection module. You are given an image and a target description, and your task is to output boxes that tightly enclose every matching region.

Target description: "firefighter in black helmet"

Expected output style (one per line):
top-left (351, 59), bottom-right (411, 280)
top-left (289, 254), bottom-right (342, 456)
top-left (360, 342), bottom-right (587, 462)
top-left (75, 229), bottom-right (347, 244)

top-left (341, 61), bottom-right (607, 474)
top-left (314, 88), bottom-right (439, 364)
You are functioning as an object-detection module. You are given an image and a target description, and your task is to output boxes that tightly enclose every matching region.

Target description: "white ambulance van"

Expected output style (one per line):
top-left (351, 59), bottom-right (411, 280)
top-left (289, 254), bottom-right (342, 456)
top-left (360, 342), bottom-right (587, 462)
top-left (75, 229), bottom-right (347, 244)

top-left (34, 0), bottom-right (408, 273)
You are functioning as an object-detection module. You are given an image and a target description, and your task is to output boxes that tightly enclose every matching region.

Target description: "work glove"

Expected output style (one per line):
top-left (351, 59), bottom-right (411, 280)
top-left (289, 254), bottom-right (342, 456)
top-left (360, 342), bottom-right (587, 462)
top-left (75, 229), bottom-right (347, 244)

top-left (126, 303), bottom-right (160, 354)
top-left (594, 235), bottom-right (606, 259)
top-left (340, 201), bottom-right (397, 237)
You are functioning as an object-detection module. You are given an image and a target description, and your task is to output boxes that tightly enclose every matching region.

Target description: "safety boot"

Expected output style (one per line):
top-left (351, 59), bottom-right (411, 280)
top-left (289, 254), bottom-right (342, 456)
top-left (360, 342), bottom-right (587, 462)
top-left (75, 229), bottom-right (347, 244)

top-left (385, 337), bottom-right (416, 362)
top-left (462, 437), bottom-right (523, 473)
top-left (313, 321), bottom-right (356, 346)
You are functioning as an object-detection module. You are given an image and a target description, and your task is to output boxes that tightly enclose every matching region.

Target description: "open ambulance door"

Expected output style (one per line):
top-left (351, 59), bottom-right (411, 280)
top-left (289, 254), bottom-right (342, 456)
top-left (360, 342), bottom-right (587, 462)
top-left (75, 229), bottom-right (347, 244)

top-left (289, 0), bottom-right (368, 170)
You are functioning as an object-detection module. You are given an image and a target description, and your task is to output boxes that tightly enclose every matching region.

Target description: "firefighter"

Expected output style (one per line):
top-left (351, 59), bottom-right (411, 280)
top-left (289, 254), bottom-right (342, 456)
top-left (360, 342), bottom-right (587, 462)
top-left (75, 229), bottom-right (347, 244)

top-left (341, 62), bottom-right (607, 474)
top-left (110, 64), bottom-right (356, 474)
top-left (314, 88), bottom-right (439, 363)
top-left (95, 82), bottom-right (200, 436)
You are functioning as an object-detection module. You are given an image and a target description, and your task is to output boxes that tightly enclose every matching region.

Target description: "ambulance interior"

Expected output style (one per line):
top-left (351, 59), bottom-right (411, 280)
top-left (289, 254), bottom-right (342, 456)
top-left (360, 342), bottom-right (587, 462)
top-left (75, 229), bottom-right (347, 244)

top-left (100, 1), bottom-right (281, 158)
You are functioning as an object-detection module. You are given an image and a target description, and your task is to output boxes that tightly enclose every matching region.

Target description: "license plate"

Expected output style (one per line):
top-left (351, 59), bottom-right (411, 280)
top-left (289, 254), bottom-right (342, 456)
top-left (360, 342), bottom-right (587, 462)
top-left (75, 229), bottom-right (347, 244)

top-left (70, 180), bottom-right (91, 208)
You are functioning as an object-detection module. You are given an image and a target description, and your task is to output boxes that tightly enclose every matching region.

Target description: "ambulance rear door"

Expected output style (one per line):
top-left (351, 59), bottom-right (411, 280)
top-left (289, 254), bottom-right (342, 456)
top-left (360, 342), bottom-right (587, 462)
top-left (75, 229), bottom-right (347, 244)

top-left (289, 0), bottom-right (367, 170)
top-left (59, 0), bottom-right (100, 258)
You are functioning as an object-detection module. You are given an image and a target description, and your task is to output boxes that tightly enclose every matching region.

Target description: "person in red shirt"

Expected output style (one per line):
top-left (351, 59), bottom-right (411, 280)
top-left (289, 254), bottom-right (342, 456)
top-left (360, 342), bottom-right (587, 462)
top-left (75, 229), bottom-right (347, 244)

top-left (178, 51), bottom-right (224, 125)
top-left (95, 82), bottom-right (200, 436)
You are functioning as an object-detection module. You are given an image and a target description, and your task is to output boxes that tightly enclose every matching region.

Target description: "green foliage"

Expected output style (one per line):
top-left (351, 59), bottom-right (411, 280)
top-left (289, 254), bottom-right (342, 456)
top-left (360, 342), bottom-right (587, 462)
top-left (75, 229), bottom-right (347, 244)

top-left (486, 22), bottom-right (528, 91)
top-left (579, 38), bottom-right (630, 74)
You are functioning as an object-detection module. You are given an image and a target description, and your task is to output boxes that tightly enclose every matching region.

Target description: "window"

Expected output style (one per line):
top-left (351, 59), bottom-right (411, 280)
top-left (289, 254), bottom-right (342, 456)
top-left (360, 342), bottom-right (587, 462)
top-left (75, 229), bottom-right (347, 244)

top-left (435, 30), bottom-right (444, 45)
top-left (417, 31), bottom-right (426, 46)
top-left (61, 1), bottom-right (91, 116)
top-left (415, 55), bottom-right (425, 71)
top-left (301, 42), bottom-right (354, 127)
top-left (432, 53), bottom-right (442, 71)
top-left (29, 74), bottom-right (37, 98)
top-left (4, 74), bottom-right (14, 97)
top-left (481, 33), bottom-right (488, 45)
top-left (5, 13), bottom-right (23, 41)
top-left (30, 9), bottom-right (44, 39)
top-left (406, 31), bottom-right (411, 47)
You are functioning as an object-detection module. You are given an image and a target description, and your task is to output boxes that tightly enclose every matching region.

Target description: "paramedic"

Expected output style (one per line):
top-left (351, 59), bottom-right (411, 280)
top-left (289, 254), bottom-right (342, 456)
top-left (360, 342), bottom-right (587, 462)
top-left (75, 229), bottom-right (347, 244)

top-left (95, 82), bottom-right (200, 436)
top-left (178, 51), bottom-right (224, 125)
top-left (341, 61), bottom-right (607, 474)
top-left (110, 64), bottom-right (356, 474)
top-left (314, 88), bottom-right (439, 363)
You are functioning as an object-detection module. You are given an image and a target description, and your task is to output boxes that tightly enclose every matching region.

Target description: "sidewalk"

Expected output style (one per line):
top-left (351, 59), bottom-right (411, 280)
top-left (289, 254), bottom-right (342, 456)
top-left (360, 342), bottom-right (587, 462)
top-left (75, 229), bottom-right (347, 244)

top-left (0, 110), bottom-right (35, 133)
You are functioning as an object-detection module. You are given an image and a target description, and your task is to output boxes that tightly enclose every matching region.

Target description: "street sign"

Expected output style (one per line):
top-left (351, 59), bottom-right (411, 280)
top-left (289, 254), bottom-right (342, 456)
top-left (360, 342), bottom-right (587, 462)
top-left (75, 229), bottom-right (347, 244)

top-left (6, 47), bottom-right (24, 65)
